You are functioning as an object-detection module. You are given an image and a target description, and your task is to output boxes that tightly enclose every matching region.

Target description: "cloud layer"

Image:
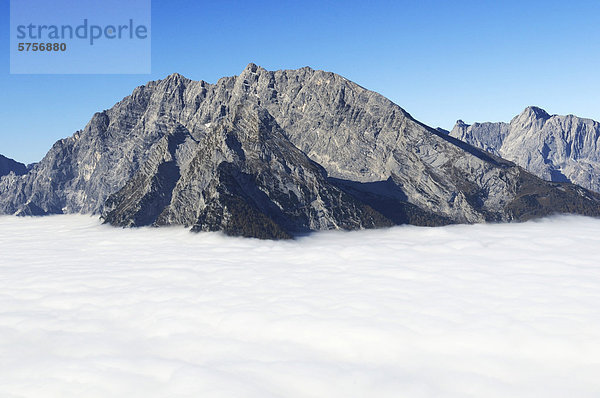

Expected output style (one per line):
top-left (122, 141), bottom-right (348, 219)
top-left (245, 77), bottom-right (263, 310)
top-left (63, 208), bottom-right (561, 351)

top-left (1, 215), bottom-right (600, 397)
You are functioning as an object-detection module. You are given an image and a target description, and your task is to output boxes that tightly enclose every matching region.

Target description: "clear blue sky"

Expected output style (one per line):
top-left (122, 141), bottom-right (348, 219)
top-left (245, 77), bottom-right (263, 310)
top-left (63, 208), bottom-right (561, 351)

top-left (2, 0), bottom-right (600, 164)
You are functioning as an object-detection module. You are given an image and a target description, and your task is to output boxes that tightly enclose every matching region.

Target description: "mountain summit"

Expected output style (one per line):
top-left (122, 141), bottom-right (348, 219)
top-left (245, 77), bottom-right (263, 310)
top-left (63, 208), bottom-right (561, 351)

top-left (2, 66), bottom-right (600, 238)
top-left (451, 106), bottom-right (600, 192)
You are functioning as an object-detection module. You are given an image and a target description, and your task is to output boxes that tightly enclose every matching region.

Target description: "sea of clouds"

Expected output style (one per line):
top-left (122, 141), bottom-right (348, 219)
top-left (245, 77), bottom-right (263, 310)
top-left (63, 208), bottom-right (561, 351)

top-left (1, 214), bottom-right (599, 397)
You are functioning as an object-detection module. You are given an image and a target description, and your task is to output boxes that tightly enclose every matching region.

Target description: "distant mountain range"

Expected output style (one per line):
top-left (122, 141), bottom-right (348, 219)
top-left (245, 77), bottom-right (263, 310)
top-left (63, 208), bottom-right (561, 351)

top-left (1, 65), bottom-right (600, 238)
top-left (451, 106), bottom-right (600, 193)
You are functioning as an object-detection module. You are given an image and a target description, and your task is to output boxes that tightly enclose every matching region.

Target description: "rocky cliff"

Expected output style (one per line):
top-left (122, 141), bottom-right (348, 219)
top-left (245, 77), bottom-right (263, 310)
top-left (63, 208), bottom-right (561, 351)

top-left (2, 66), bottom-right (600, 238)
top-left (451, 106), bottom-right (600, 192)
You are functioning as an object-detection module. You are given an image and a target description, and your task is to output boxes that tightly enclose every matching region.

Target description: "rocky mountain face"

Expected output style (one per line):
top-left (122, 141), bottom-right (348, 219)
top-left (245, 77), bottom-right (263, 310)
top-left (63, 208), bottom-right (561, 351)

top-left (451, 106), bottom-right (600, 192)
top-left (102, 105), bottom-right (391, 238)
top-left (0, 155), bottom-right (27, 178)
top-left (2, 65), bottom-right (600, 238)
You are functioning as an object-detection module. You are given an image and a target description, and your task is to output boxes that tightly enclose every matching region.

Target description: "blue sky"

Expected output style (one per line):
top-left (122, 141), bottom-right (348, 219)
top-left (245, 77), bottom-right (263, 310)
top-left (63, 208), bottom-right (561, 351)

top-left (1, 0), bottom-right (600, 164)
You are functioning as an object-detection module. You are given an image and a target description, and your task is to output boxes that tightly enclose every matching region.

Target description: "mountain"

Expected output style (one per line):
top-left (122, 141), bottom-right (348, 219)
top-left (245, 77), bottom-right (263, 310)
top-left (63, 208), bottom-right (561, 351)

top-left (102, 105), bottom-right (391, 238)
top-left (0, 155), bottom-right (27, 178)
top-left (1, 65), bottom-right (600, 238)
top-left (450, 106), bottom-right (600, 192)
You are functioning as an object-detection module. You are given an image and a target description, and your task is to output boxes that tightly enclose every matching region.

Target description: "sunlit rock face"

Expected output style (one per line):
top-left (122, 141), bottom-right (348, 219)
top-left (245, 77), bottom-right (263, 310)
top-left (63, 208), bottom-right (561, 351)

top-left (451, 106), bottom-right (600, 193)
top-left (2, 66), bottom-right (600, 238)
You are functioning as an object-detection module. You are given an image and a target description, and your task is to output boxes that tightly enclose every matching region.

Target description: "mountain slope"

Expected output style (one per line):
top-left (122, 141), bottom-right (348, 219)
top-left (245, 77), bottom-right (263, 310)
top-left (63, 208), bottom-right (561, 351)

top-left (0, 155), bottom-right (27, 178)
top-left (1, 65), bottom-right (600, 238)
top-left (451, 106), bottom-right (600, 192)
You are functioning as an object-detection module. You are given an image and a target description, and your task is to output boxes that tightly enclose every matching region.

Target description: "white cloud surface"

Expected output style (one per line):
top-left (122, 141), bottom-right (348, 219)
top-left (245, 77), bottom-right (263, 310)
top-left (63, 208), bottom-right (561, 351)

top-left (1, 215), bottom-right (600, 397)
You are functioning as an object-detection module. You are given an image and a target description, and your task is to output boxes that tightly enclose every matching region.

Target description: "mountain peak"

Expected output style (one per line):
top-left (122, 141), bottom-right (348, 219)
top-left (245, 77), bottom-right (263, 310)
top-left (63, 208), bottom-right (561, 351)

top-left (162, 72), bottom-right (188, 84)
top-left (451, 106), bottom-right (600, 193)
top-left (242, 62), bottom-right (269, 76)
top-left (237, 63), bottom-right (269, 84)
top-left (244, 62), bottom-right (259, 72)
top-left (520, 106), bottom-right (550, 120)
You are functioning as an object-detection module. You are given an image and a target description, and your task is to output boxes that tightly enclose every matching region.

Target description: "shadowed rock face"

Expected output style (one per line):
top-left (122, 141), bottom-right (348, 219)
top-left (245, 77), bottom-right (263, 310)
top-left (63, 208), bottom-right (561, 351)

top-left (0, 155), bottom-right (27, 178)
top-left (1, 65), bottom-right (600, 238)
top-left (451, 106), bottom-right (600, 193)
